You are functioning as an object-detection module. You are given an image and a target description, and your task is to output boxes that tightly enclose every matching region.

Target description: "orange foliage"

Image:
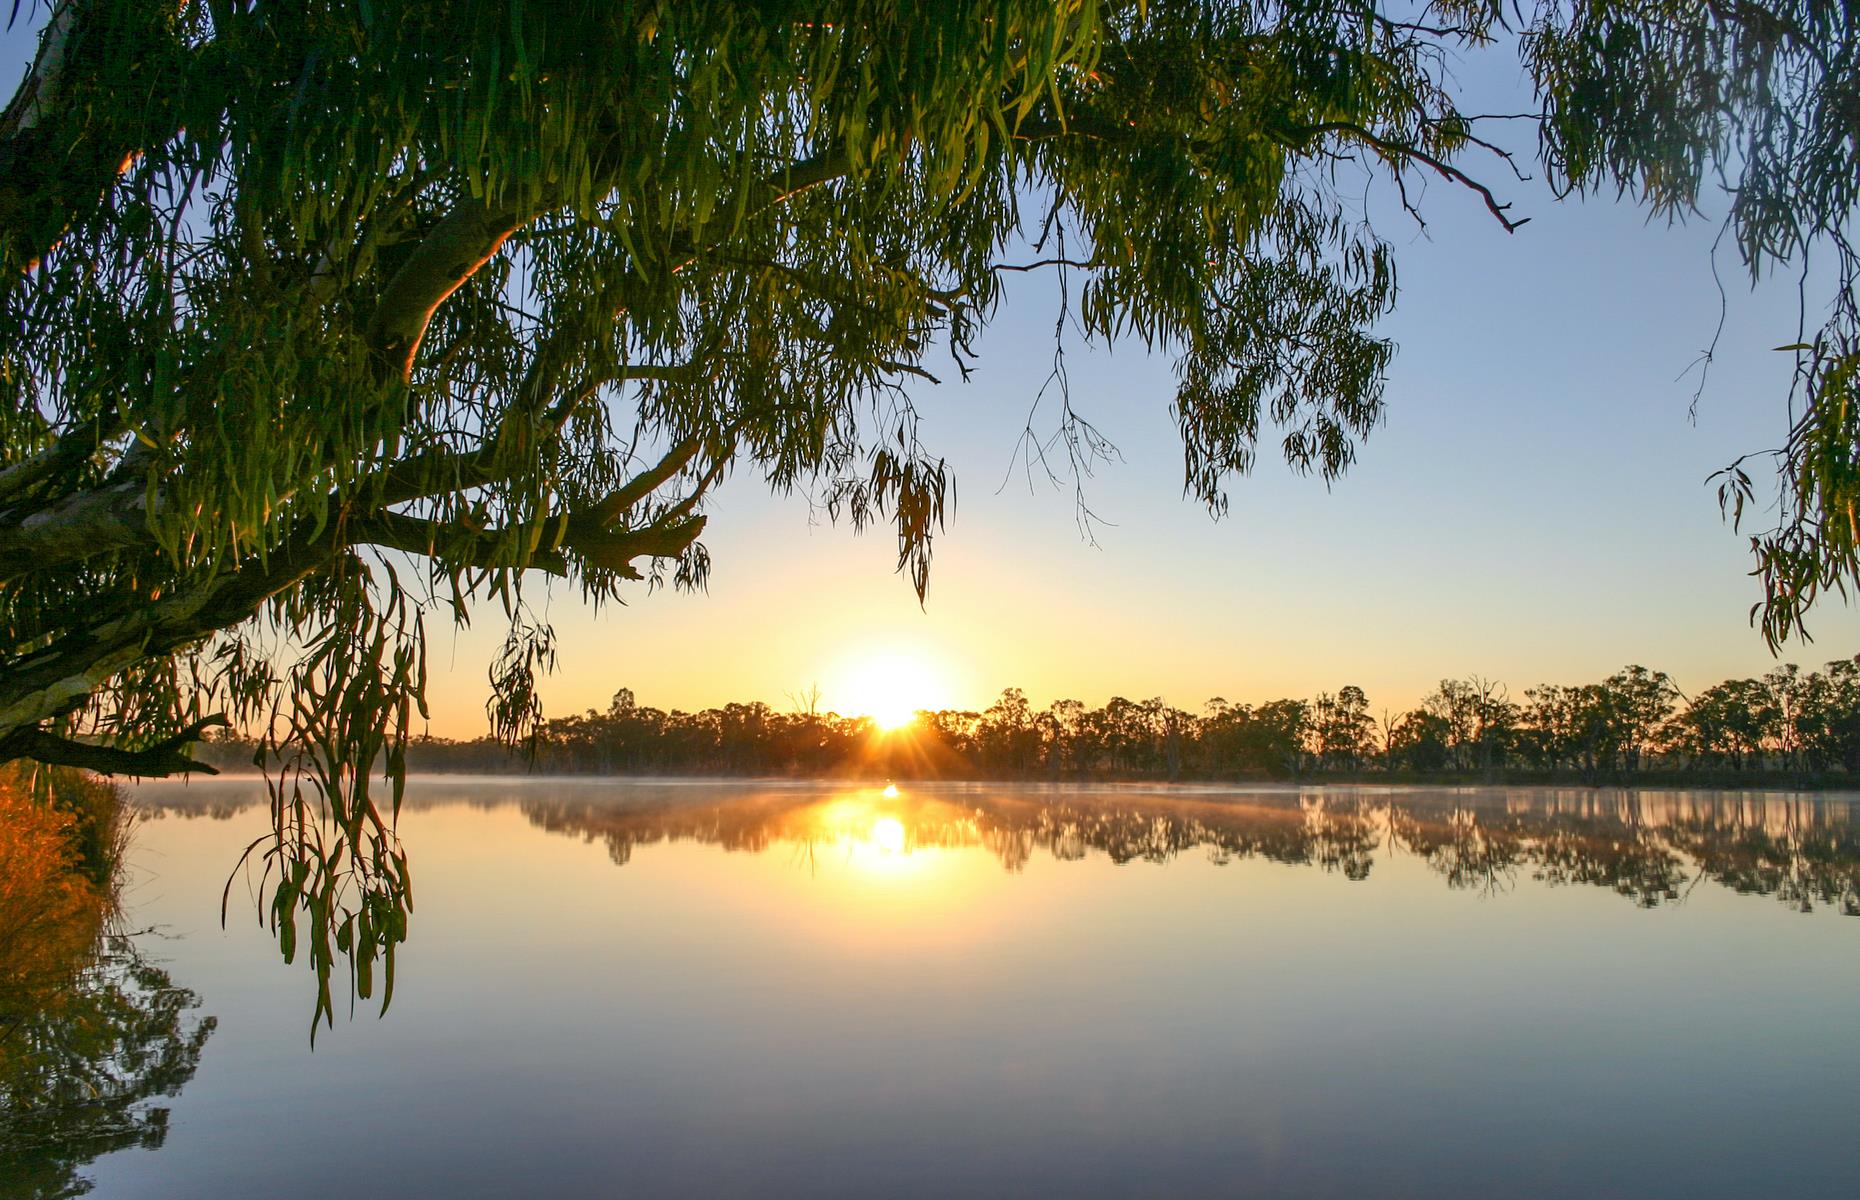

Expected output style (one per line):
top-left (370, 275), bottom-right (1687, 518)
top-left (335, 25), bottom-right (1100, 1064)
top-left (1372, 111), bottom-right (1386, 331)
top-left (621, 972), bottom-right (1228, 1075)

top-left (0, 779), bottom-right (107, 1066)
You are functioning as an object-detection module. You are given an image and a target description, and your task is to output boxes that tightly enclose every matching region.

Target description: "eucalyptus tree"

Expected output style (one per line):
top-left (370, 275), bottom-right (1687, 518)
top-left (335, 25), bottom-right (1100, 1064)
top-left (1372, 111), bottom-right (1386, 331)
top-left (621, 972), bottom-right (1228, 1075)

top-left (1798, 657), bottom-right (1860, 771)
top-left (1310, 685), bottom-right (1374, 771)
top-left (3, 0), bottom-right (1859, 793)
top-left (1670, 676), bottom-right (1776, 769)
top-left (1598, 665), bottom-right (1678, 771)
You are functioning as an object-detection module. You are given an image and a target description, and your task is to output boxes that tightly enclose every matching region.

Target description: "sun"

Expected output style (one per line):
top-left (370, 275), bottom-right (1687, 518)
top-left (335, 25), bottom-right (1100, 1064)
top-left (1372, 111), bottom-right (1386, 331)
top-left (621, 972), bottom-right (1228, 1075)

top-left (834, 645), bottom-right (951, 729)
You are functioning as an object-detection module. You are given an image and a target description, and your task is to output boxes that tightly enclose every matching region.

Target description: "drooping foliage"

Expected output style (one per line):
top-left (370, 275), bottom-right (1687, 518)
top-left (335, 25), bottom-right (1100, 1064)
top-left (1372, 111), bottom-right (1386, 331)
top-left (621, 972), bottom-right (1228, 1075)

top-left (1518, 0), bottom-right (1860, 641)
top-left (2, 4), bottom-right (1858, 817)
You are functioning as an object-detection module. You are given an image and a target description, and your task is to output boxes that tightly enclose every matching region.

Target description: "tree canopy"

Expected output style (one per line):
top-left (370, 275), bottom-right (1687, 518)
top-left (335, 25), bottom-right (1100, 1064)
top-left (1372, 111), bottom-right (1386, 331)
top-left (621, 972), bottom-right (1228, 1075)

top-left (2, 0), bottom-right (1859, 794)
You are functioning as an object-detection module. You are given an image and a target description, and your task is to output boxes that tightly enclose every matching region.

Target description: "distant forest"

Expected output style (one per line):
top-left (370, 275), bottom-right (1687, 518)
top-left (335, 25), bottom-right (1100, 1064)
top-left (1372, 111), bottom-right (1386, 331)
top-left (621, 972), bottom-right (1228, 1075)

top-left (199, 659), bottom-right (1860, 784)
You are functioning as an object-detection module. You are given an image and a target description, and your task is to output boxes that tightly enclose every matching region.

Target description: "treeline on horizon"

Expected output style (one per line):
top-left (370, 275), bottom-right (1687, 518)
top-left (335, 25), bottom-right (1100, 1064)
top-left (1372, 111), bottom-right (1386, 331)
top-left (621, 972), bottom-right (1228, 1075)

top-left (196, 657), bottom-right (1860, 784)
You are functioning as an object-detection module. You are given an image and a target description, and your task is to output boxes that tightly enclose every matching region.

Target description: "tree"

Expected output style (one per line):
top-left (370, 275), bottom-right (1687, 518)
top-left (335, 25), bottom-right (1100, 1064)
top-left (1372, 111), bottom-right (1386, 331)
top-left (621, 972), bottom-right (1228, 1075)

top-left (1310, 685), bottom-right (1374, 771)
top-left (1421, 680), bottom-right (1480, 772)
top-left (1597, 665), bottom-right (1679, 772)
top-left (1417, 677), bottom-right (1514, 774)
top-left (3, 0), bottom-right (1858, 792)
top-left (979, 687), bottom-right (1041, 773)
top-left (1671, 677), bottom-right (1776, 770)
top-left (1522, 682), bottom-right (1617, 777)
top-left (1797, 657), bottom-right (1860, 772)
top-left (1045, 698), bottom-right (1089, 777)
top-left (1247, 699), bottom-right (1310, 776)
top-left (1388, 709), bottom-right (1452, 774)
top-left (1150, 698), bottom-right (1194, 780)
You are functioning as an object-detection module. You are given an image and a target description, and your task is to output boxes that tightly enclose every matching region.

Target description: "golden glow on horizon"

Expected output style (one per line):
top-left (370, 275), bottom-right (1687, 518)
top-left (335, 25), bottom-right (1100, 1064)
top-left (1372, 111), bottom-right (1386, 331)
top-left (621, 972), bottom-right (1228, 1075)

top-left (831, 645), bottom-right (954, 729)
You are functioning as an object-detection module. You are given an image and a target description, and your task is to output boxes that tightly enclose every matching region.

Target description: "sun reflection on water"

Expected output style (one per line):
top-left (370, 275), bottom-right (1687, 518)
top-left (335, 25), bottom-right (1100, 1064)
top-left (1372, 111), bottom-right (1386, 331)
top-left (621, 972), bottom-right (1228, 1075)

top-left (870, 815), bottom-right (906, 854)
top-left (796, 791), bottom-right (944, 878)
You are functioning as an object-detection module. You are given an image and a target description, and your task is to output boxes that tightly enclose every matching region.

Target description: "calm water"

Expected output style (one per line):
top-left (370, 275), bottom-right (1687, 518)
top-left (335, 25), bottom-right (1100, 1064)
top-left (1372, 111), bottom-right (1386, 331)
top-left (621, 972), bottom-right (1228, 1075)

top-left (53, 779), bottom-right (1860, 1197)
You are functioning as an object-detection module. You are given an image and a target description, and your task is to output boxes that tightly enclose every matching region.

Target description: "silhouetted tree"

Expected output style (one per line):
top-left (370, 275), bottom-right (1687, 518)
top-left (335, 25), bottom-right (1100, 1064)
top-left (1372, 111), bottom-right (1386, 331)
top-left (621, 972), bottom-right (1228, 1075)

top-left (289, 657), bottom-right (1860, 786)
top-left (1799, 658), bottom-right (1860, 772)
top-left (1388, 710), bottom-right (1452, 773)
top-left (1310, 686), bottom-right (1374, 771)
top-left (1671, 678), bottom-right (1776, 770)
top-left (1601, 666), bottom-right (1681, 772)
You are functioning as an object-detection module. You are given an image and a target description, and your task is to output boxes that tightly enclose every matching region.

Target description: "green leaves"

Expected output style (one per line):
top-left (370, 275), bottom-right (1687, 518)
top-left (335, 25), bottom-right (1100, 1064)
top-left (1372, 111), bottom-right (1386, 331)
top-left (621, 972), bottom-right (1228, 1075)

top-left (2, 2), bottom-right (1516, 801)
top-left (1745, 348), bottom-right (1860, 646)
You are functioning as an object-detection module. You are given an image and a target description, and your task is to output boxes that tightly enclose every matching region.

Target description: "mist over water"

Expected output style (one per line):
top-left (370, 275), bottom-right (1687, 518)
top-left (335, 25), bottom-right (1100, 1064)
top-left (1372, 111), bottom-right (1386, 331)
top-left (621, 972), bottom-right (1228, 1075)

top-left (67, 779), bottom-right (1860, 1198)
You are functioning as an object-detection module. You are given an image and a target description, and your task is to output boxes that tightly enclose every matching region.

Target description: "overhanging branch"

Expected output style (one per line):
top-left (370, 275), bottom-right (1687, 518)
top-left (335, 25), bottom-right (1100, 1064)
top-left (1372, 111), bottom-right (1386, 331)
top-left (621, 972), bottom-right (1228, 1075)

top-left (0, 714), bottom-right (228, 777)
top-left (364, 196), bottom-right (526, 377)
top-left (0, 409), bottom-right (124, 510)
top-left (352, 510), bottom-right (570, 577)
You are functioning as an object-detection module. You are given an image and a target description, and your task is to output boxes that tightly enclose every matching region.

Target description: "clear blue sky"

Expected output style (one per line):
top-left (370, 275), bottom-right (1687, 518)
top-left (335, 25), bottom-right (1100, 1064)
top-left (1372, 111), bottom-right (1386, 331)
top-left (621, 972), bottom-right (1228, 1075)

top-left (6, 11), bottom-right (1852, 733)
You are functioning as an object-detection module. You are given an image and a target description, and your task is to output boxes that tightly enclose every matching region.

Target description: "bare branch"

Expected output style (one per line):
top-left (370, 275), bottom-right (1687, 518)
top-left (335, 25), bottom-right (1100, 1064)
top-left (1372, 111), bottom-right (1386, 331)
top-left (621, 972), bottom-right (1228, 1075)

top-left (1290, 120), bottom-right (1531, 232)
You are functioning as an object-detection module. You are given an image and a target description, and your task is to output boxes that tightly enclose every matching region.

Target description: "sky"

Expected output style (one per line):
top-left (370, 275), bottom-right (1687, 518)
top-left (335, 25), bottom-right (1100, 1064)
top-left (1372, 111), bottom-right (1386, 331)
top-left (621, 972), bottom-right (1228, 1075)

top-left (451, 189), bottom-right (1848, 732)
top-left (7, 12), bottom-right (1857, 736)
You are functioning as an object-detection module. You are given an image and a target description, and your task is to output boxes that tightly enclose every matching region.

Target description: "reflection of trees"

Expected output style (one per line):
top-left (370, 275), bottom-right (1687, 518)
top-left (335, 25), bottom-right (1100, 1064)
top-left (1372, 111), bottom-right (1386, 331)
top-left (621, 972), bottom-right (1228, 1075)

top-left (1385, 802), bottom-right (1693, 904)
top-left (513, 788), bottom-right (1860, 921)
top-left (1, 937), bottom-right (217, 1200)
top-left (517, 791), bottom-right (1389, 878)
top-left (0, 784), bottom-right (214, 1200)
top-left (141, 783), bottom-right (1860, 1036)
top-left (1674, 822), bottom-right (1860, 915)
top-left (1531, 818), bottom-right (1689, 907)
top-left (1389, 806), bottom-right (1525, 895)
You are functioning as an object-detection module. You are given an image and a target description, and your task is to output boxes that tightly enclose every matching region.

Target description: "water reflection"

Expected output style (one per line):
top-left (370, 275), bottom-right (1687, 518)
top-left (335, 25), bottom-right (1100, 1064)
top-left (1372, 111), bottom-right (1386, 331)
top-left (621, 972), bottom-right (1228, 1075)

top-left (517, 785), bottom-right (1860, 915)
top-left (0, 784), bottom-right (215, 1199)
top-left (150, 782), bottom-right (1860, 1033)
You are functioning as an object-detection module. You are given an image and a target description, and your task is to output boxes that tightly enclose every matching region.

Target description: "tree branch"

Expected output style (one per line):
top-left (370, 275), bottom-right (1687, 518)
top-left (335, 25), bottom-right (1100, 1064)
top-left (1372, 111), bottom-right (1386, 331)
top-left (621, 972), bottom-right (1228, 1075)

top-left (1288, 120), bottom-right (1530, 232)
top-left (583, 435), bottom-right (705, 528)
top-left (351, 510), bottom-right (569, 577)
top-left (0, 433), bottom-right (726, 745)
top-left (0, 474), bottom-right (151, 584)
top-left (0, 0), bottom-right (201, 276)
top-left (0, 532), bottom-right (341, 738)
top-left (0, 409), bottom-right (123, 510)
top-left (0, 715), bottom-right (228, 777)
top-left (364, 196), bottom-right (526, 377)
top-left (561, 512), bottom-right (708, 578)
